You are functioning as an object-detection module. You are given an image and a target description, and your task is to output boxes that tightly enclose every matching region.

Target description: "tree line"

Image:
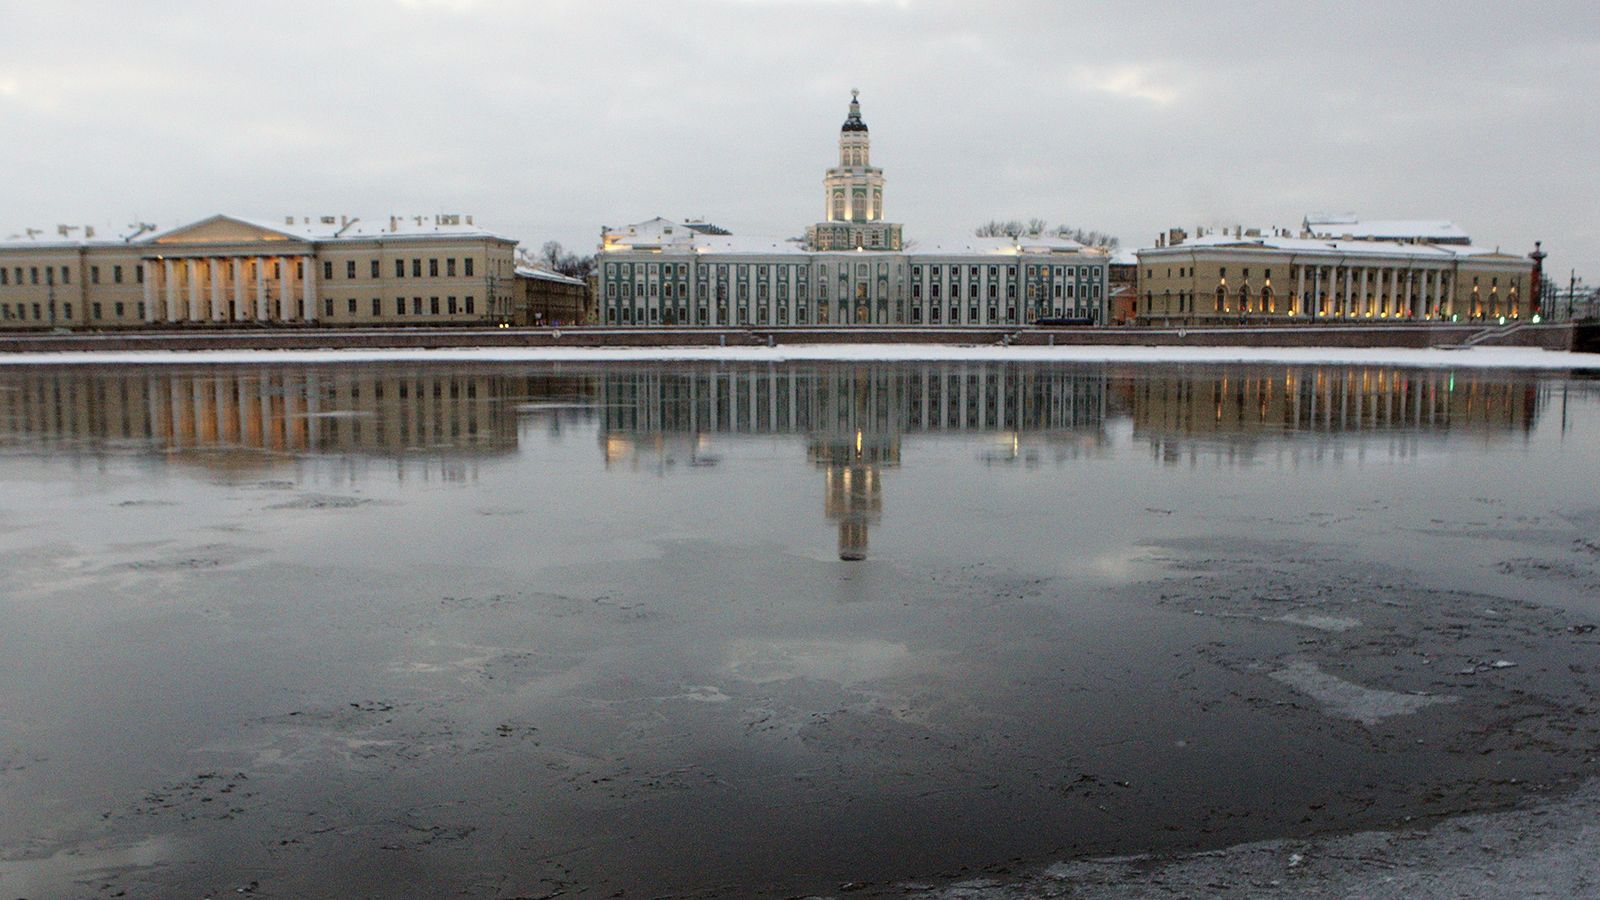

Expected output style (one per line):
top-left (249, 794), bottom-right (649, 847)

top-left (974, 219), bottom-right (1119, 249)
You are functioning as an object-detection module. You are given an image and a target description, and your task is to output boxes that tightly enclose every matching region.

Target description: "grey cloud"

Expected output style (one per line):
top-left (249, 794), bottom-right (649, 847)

top-left (0, 0), bottom-right (1595, 272)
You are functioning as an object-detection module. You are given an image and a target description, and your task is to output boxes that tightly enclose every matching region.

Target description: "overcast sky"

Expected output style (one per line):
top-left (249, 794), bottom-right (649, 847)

top-left (2, 0), bottom-right (1596, 275)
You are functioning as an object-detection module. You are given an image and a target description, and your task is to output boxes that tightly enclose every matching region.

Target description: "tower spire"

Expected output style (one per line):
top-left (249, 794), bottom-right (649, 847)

top-left (842, 89), bottom-right (867, 132)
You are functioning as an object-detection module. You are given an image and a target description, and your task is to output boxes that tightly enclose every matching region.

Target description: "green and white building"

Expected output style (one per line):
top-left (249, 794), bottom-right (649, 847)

top-left (598, 93), bottom-right (1110, 327)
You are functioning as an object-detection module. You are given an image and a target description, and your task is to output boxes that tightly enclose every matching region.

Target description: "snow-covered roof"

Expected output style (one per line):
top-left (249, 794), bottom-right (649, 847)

top-left (1138, 232), bottom-right (1520, 263)
top-left (0, 223), bottom-right (162, 249)
top-left (514, 266), bottom-right (587, 286)
top-left (3, 213), bottom-right (515, 249)
top-left (905, 233), bottom-right (1100, 257)
top-left (601, 218), bottom-right (1106, 258)
top-left (1302, 216), bottom-right (1469, 243)
top-left (216, 214), bottom-right (514, 243)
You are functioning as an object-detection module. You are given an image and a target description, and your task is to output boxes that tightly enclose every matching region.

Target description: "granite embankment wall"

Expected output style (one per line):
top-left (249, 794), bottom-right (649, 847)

top-left (0, 323), bottom-right (1590, 353)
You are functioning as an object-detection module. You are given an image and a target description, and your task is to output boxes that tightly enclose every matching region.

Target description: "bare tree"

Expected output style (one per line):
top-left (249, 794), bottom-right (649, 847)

top-left (975, 220), bottom-right (1120, 249)
top-left (523, 241), bottom-right (596, 280)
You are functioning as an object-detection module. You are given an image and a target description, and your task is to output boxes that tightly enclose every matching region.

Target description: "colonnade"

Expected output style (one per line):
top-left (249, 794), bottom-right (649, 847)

top-left (1289, 264), bottom-right (1482, 320)
top-left (140, 255), bottom-right (317, 324)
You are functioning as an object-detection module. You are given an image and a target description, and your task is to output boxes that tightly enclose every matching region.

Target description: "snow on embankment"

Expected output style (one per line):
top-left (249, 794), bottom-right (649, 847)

top-left (0, 344), bottom-right (1598, 369)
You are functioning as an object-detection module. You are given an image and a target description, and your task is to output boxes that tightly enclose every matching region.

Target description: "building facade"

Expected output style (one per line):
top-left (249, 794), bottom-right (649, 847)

top-left (515, 266), bottom-right (592, 325)
top-left (597, 94), bottom-right (1110, 327)
top-left (0, 214), bottom-right (518, 330)
top-left (1134, 224), bottom-right (1537, 326)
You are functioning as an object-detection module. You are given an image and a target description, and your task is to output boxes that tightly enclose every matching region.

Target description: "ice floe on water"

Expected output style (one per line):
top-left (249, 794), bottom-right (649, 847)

top-left (1275, 613), bottom-right (1362, 632)
top-left (1270, 659), bottom-right (1457, 725)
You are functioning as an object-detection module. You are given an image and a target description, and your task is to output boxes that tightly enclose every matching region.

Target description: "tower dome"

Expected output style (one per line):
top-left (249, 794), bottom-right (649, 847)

top-left (842, 89), bottom-right (868, 132)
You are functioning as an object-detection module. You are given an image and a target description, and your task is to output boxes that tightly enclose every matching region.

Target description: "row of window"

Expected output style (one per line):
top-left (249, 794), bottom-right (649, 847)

top-left (321, 257), bottom-right (477, 281)
top-left (2, 265), bottom-right (77, 286)
top-left (322, 296), bottom-right (479, 317)
top-left (0, 295), bottom-right (481, 323)
top-left (604, 303), bottom-right (1090, 326)
top-left (605, 261), bottom-right (1107, 283)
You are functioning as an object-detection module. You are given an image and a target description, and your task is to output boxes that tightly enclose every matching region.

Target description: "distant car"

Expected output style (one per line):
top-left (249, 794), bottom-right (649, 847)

top-left (1034, 315), bottom-right (1097, 327)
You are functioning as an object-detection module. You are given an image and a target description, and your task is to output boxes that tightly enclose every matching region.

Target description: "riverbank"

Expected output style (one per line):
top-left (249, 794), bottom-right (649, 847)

top-left (0, 322), bottom-right (1593, 356)
top-left (1, 343), bottom-right (1599, 369)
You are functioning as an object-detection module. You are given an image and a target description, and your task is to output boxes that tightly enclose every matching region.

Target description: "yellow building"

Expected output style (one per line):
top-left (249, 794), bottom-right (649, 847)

top-left (515, 266), bottom-right (592, 326)
top-left (0, 214), bottom-right (518, 330)
top-left (1134, 224), bottom-right (1536, 326)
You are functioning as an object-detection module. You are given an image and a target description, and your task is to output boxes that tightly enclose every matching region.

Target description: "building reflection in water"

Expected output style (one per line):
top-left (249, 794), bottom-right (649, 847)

top-left (598, 363), bottom-right (1112, 559)
top-left (0, 362), bottom-right (1548, 555)
top-left (0, 367), bottom-right (595, 483)
top-left (1123, 366), bottom-right (1544, 466)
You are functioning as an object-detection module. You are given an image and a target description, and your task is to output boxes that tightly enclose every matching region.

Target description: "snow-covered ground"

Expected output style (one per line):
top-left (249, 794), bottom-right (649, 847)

top-left (0, 344), bottom-right (1597, 369)
top-left (911, 777), bottom-right (1600, 898)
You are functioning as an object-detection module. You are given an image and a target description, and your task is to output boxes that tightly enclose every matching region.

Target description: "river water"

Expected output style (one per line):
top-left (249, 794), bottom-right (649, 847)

top-left (2, 361), bottom-right (1598, 897)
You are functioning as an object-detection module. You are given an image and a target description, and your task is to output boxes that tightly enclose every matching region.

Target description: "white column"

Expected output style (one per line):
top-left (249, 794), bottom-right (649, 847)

top-left (1296, 264), bottom-right (1306, 315)
top-left (255, 258), bottom-right (268, 321)
top-left (142, 260), bottom-right (157, 323)
top-left (1359, 268), bottom-right (1369, 317)
top-left (1389, 267), bottom-right (1399, 320)
top-left (1425, 269), bottom-right (1437, 318)
top-left (164, 259), bottom-right (179, 323)
top-left (231, 258), bottom-right (245, 322)
top-left (210, 258), bottom-right (225, 322)
top-left (302, 255), bottom-right (317, 322)
top-left (280, 257), bottom-right (295, 321)
top-left (186, 259), bottom-right (201, 321)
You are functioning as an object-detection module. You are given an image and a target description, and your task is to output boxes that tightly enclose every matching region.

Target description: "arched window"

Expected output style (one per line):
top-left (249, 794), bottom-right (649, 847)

top-left (1215, 286), bottom-right (1226, 314)
top-left (1262, 286), bottom-right (1274, 313)
top-left (1238, 284), bottom-right (1251, 314)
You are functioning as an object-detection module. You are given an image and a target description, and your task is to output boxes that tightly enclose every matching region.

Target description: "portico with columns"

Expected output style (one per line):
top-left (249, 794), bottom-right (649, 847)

top-left (139, 216), bottom-right (319, 325)
top-left (142, 251), bottom-right (315, 324)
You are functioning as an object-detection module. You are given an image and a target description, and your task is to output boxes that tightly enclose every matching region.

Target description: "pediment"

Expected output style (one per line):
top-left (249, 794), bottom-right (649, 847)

top-left (150, 215), bottom-right (304, 245)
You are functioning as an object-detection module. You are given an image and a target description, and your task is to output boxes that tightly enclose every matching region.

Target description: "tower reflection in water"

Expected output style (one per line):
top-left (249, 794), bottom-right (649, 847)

top-left (599, 363), bottom-right (1110, 560)
top-left (0, 363), bottom-right (1547, 559)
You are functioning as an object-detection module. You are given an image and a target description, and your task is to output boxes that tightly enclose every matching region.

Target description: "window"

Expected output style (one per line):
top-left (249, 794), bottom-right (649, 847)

top-left (323, 261), bottom-right (334, 280)
top-left (324, 298), bottom-right (334, 317)
top-left (447, 297), bottom-right (457, 315)
top-left (91, 266), bottom-right (100, 284)
top-left (346, 260), bottom-right (356, 279)
top-left (347, 298), bottom-right (357, 314)
top-left (429, 259), bottom-right (439, 277)
top-left (465, 258), bottom-right (474, 277)
top-left (371, 298), bottom-right (381, 316)
top-left (430, 297), bottom-right (440, 315)
top-left (396, 297), bottom-right (406, 315)
top-left (115, 302), bottom-right (125, 317)
top-left (115, 265), bottom-right (124, 283)
top-left (465, 296), bottom-right (474, 314)
top-left (61, 267), bottom-right (69, 284)
top-left (395, 260), bottom-right (405, 278)
top-left (371, 260), bottom-right (380, 278)
top-left (0, 269), bottom-right (6, 285)
top-left (413, 297), bottom-right (422, 315)
top-left (93, 302), bottom-right (103, 319)
top-left (412, 259), bottom-right (422, 277)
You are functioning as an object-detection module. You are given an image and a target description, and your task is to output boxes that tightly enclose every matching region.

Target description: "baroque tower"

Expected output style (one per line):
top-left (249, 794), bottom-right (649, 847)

top-left (806, 91), bottom-right (903, 252)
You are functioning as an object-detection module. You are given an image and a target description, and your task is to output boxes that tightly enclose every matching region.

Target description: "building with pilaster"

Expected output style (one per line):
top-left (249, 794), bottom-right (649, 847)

top-left (597, 93), bottom-right (1110, 327)
top-left (1134, 224), bottom-right (1538, 325)
top-left (0, 214), bottom-right (518, 330)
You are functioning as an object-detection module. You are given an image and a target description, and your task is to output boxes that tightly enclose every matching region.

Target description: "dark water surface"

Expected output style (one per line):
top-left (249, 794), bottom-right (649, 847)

top-left (2, 362), bottom-right (1599, 897)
